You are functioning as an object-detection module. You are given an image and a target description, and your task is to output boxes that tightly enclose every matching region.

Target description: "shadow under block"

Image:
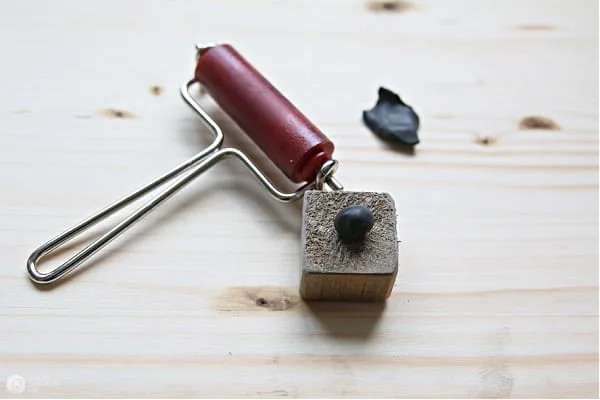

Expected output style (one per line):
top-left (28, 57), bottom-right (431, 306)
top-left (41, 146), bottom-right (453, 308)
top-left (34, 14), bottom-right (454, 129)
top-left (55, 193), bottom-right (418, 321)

top-left (300, 190), bottom-right (398, 302)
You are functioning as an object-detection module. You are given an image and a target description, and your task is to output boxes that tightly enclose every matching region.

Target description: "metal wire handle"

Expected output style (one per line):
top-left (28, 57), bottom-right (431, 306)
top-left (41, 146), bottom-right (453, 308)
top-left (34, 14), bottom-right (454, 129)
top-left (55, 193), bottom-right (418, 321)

top-left (26, 80), bottom-right (343, 285)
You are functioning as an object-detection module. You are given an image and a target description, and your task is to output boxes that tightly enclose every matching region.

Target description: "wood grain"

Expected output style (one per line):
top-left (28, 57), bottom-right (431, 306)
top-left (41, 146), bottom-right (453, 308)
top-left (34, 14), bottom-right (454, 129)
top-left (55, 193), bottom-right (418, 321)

top-left (0, 0), bottom-right (597, 398)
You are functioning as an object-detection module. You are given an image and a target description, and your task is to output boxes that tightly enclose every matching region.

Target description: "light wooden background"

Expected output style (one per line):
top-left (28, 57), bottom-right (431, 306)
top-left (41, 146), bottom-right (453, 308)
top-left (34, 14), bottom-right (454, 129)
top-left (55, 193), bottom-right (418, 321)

top-left (1, 0), bottom-right (598, 398)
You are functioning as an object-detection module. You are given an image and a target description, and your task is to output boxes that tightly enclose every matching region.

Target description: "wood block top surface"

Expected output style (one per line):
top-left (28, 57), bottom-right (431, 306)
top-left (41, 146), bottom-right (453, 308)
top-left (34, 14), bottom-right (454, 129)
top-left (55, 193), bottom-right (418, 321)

top-left (301, 190), bottom-right (398, 275)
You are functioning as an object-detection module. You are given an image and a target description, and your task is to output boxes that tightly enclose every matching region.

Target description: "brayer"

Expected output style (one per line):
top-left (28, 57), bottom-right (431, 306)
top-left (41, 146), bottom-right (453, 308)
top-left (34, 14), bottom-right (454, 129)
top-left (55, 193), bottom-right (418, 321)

top-left (27, 43), bottom-right (398, 302)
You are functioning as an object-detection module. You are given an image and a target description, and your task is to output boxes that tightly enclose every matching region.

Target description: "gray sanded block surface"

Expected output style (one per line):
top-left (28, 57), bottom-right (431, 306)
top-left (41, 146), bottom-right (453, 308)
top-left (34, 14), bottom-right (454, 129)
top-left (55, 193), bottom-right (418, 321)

top-left (300, 190), bottom-right (398, 302)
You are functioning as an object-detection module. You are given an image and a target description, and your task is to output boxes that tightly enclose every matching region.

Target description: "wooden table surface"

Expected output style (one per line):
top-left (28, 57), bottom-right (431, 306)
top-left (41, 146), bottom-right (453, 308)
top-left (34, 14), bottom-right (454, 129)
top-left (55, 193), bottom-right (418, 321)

top-left (1, 0), bottom-right (598, 398)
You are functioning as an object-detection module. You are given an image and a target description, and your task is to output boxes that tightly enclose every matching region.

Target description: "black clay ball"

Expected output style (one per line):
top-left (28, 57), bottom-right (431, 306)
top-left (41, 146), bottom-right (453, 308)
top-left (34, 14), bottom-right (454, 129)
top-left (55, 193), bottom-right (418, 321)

top-left (334, 205), bottom-right (375, 243)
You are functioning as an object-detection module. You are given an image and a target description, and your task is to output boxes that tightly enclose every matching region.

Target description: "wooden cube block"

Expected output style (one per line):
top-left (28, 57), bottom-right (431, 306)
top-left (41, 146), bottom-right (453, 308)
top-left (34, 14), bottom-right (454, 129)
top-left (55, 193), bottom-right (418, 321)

top-left (300, 190), bottom-right (398, 302)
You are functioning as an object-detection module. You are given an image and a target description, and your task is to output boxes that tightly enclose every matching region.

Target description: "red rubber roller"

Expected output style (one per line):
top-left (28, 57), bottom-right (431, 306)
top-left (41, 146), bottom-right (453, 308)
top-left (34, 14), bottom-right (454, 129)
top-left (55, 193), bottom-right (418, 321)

top-left (194, 44), bottom-right (334, 183)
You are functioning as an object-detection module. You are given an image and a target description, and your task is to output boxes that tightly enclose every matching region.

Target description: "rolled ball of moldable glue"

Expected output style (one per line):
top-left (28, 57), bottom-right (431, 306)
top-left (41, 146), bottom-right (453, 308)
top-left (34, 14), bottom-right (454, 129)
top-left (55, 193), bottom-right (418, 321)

top-left (334, 205), bottom-right (375, 243)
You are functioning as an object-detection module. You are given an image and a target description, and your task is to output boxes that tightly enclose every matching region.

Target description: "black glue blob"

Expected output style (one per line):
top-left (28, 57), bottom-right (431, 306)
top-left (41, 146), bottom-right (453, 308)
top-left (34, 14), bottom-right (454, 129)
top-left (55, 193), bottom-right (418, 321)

top-left (334, 205), bottom-right (375, 243)
top-left (363, 87), bottom-right (420, 146)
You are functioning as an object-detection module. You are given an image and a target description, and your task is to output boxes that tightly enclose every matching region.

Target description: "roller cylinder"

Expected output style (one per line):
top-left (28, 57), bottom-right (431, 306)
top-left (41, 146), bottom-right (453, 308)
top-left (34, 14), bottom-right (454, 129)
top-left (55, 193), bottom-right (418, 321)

top-left (194, 44), bottom-right (334, 183)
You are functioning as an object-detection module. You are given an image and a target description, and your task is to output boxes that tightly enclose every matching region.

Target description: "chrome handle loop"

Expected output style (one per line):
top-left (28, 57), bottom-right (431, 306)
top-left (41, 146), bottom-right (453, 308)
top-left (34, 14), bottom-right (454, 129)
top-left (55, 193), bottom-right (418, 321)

top-left (27, 80), bottom-right (343, 285)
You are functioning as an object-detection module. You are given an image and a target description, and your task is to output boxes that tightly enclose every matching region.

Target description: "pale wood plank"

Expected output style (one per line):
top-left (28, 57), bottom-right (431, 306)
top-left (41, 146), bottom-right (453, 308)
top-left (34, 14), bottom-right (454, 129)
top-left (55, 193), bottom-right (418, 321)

top-left (0, 0), bottom-right (597, 397)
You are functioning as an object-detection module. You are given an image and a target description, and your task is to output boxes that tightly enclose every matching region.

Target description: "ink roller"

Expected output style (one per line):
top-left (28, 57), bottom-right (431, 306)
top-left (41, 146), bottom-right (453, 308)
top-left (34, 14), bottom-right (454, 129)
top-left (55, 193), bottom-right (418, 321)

top-left (27, 43), bottom-right (398, 302)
